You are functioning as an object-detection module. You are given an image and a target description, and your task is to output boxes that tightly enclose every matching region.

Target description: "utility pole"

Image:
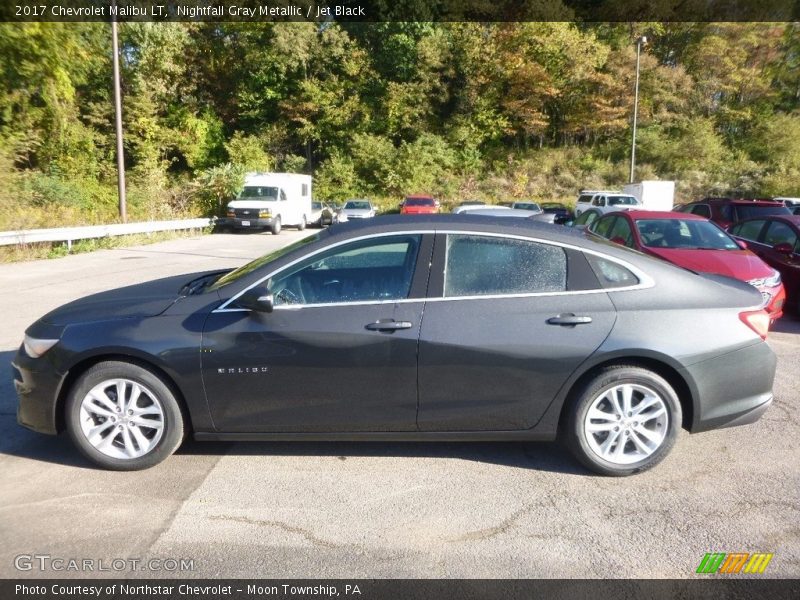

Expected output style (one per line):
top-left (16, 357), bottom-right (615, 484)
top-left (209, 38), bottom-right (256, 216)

top-left (630, 35), bottom-right (647, 184)
top-left (112, 17), bottom-right (127, 222)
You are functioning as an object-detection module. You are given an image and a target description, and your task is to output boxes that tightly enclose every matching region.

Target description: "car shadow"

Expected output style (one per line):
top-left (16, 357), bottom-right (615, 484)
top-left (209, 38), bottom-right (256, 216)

top-left (2, 348), bottom-right (587, 475)
top-left (772, 314), bottom-right (800, 334)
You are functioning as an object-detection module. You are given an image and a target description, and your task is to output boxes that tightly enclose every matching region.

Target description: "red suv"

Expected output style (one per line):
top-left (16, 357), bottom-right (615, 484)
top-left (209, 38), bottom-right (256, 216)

top-left (676, 198), bottom-right (791, 228)
top-left (400, 195), bottom-right (439, 214)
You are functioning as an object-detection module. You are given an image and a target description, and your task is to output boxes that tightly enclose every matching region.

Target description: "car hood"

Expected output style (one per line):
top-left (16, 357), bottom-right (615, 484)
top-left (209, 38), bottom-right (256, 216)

top-left (39, 271), bottom-right (219, 326)
top-left (645, 247), bottom-right (773, 281)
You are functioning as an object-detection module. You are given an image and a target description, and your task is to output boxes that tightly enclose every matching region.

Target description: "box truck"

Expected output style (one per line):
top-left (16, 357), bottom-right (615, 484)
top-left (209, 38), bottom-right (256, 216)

top-left (622, 181), bottom-right (675, 211)
top-left (224, 173), bottom-right (312, 234)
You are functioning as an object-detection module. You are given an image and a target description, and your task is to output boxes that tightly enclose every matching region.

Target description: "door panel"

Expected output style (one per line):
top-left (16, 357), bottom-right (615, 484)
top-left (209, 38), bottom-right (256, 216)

top-left (202, 302), bottom-right (423, 432)
top-left (417, 294), bottom-right (615, 431)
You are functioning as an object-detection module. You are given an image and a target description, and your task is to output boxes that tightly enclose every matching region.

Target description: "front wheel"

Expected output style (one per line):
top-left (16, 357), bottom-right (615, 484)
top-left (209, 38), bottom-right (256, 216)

top-left (65, 361), bottom-right (185, 470)
top-left (564, 365), bottom-right (681, 476)
top-left (270, 217), bottom-right (282, 235)
top-left (297, 215), bottom-right (306, 231)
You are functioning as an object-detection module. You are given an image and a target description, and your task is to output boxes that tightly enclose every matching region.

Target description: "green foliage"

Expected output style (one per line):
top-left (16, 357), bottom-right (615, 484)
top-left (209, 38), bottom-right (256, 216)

top-left (1, 21), bottom-right (800, 232)
top-left (193, 163), bottom-right (245, 217)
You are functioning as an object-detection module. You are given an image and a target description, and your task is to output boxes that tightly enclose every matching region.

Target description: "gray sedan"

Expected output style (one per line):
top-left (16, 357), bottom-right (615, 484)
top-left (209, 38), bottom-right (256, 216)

top-left (338, 199), bottom-right (376, 220)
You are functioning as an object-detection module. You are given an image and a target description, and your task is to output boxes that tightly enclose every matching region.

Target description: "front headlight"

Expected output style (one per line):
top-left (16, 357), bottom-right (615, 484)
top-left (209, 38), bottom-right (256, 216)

top-left (23, 334), bottom-right (59, 358)
top-left (258, 210), bottom-right (271, 218)
top-left (764, 269), bottom-right (782, 288)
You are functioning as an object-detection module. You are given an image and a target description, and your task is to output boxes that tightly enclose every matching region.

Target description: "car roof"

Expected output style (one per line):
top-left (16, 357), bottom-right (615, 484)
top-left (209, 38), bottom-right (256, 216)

top-left (620, 210), bottom-right (706, 220)
top-left (405, 195), bottom-right (434, 199)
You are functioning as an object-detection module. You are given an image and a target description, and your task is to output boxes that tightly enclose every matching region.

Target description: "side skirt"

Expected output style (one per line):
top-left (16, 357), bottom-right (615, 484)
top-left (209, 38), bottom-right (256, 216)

top-left (194, 430), bottom-right (557, 442)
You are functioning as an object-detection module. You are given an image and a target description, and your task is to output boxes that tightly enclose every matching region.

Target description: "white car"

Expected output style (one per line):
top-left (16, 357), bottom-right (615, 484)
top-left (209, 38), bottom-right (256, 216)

top-left (574, 192), bottom-right (641, 216)
top-left (339, 199), bottom-right (376, 220)
top-left (452, 201), bottom-right (488, 214)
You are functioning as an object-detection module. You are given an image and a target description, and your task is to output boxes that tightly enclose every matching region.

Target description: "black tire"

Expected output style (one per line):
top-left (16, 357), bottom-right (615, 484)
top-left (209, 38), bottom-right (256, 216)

top-left (564, 365), bottom-right (681, 476)
top-left (270, 217), bottom-right (282, 235)
top-left (65, 361), bottom-right (185, 471)
top-left (297, 215), bottom-right (306, 231)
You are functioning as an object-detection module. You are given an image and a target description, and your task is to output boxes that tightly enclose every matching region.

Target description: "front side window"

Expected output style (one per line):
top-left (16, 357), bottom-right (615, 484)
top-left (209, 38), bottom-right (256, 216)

top-left (636, 219), bottom-right (738, 250)
top-left (279, 189), bottom-right (287, 201)
top-left (607, 217), bottom-right (634, 247)
top-left (608, 195), bottom-right (638, 206)
top-left (444, 235), bottom-right (566, 297)
top-left (592, 196), bottom-right (606, 207)
top-left (268, 235), bottom-right (421, 306)
top-left (574, 210), bottom-right (599, 228)
top-left (592, 216), bottom-right (616, 238)
top-left (690, 204), bottom-right (711, 218)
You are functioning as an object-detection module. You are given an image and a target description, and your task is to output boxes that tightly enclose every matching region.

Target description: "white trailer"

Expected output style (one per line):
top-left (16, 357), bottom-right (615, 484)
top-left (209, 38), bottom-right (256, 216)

top-left (225, 172), bottom-right (312, 234)
top-left (622, 181), bottom-right (675, 212)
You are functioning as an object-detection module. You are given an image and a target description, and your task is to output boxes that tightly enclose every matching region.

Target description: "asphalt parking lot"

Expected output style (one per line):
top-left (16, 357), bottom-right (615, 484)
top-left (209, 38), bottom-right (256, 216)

top-left (1, 230), bottom-right (798, 579)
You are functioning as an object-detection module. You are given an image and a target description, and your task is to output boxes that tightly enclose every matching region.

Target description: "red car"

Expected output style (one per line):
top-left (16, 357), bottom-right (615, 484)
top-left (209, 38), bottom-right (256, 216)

top-left (400, 195), bottom-right (439, 214)
top-left (728, 215), bottom-right (800, 314)
top-left (588, 211), bottom-right (786, 320)
top-left (675, 198), bottom-right (790, 229)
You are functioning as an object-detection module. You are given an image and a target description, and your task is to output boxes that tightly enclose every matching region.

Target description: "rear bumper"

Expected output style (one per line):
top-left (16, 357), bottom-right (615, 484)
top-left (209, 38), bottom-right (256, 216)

top-left (13, 350), bottom-right (65, 435)
top-left (682, 341), bottom-right (776, 433)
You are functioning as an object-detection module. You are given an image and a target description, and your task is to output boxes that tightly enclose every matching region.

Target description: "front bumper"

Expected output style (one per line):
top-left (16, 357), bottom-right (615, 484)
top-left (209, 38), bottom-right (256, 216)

top-left (219, 217), bottom-right (275, 229)
top-left (681, 340), bottom-right (776, 433)
top-left (13, 348), bottom-right (65, 435)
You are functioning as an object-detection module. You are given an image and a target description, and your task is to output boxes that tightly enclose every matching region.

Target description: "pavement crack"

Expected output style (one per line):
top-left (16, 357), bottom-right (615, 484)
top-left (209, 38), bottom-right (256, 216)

top-left (207, 515), bottom-right (339, 548)
top-left (446, 504), bottom-right (533, 543)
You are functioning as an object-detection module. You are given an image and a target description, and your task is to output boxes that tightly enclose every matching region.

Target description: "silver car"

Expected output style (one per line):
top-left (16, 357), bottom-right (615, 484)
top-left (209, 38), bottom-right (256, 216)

top-left (339, 199), bottom-right (376, 220)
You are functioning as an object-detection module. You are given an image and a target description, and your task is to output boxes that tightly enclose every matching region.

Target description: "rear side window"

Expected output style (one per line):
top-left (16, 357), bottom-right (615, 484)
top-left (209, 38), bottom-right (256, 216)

top-left (444, 235), bottom-right (566, 297)
top-left (586, 254), bottom-right (640, 288)
top-left (577, 194), bottom-right (593, 204)
top-left (735, 205), bottom-right (790, 220)
top-left (301, 184), bottom-right (309, 197)
top-left (730, 220), bottom-right (766, 241)
top-left (593, 216), bottom-right (616, 237)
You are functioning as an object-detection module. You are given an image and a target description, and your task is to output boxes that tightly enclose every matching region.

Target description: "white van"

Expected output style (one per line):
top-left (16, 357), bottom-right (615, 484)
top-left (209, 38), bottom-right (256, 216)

top-left (623, 181), bottom-right (675, 211)
top-left (225, 173), bottom-right (312, 234)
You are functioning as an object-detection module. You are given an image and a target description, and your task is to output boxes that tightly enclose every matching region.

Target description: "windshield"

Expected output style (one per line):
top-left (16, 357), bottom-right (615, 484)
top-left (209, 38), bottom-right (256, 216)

top-left (513, 202), bottom-right (541, 211)
top-left (208, 232), bottom-right (322, 291)
top-left (239, 186), bottom-right (279, 200)
top-left (608, 195), bottom-right (639, 206)
top-left (312, 202), bottom-right (322, 209)
top-left (344, 201), bottom-right (371, 210)
top-left (636, 219), bottom-right (739, 250)
top-left (405, 198), bottom-right (434, 206)
top-left (541, 203), bottom-right (565, 211)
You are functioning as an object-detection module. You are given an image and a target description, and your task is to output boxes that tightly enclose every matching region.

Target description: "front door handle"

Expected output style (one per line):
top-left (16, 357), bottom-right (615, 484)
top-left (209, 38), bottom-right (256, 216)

top-left (547, 314), bottom-right (592, 326)
top-left (365, 320), bottom-right (413, 332)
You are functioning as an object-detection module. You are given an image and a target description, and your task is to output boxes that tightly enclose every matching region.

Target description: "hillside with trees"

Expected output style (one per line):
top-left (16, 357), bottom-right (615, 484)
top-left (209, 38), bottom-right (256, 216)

top-left (0, 21), bottom-right (798, 229)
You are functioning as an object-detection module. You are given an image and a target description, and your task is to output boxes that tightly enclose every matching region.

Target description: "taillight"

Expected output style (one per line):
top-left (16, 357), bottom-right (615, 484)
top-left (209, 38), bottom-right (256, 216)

top-left (739, 310), bottom-right (771, 340)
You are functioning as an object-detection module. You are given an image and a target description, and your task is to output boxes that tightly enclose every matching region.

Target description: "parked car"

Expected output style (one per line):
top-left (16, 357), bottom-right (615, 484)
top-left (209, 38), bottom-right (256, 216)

top-left (338, 199), bottom-right (376, 220)
top-left (400, 196), bottom-right (439, 215)
top-left (567, 208), bottom-right (603, 230)
top-left (539, 202), bottom-right (573, 225)
top-left (575, 192), bottom-right (641, 217)
top-left (511, 201), bottom-right (543, 214)
top-left (310, 201), bottom-right (335, 227)
top-left (15, 216), bottom-right (775, 476)
top-left (463, 207), bottom-right (548, 220)
top-left (574, 190), bottom-right (619, 216)
top-left (774, 197), bottom-right (800, 209)
top-left (452, 201), bottom-right (487, 214)
top-left (588, 211), bottom-right (786, 321)
top-left (728, 215), bottom-right (800, 313)
top-left (676, 198), bottom-right (791, 229)
top-left (792, 206), bottom-right (800, 216)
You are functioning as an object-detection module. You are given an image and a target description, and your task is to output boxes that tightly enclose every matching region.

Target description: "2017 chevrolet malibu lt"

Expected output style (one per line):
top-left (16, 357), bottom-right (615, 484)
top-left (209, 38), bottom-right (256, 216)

top-left (13, 216), bottom-right (776, 475)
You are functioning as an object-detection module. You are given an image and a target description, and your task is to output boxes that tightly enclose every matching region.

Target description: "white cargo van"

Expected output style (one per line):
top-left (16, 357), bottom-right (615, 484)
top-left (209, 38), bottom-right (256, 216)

top-left (622, 181), bottom-right (675, 211)
top-left (225, 173), bottom-right (312, 234)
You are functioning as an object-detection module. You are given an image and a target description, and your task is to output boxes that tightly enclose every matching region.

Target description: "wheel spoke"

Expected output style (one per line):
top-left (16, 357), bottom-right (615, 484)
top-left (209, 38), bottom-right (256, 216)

top-left (588, 407), bottom-right (616, 423)
top-left (633, 424), bottom-right (662, 445)
top-left (129, 425), bottom-right (151, 452)
top-left (586, 421), bottom-right (617, 433)
top-left (128, 383), bottom-right (142, 409)
top-left (632, 395), bottom-right (660, 416)
top-left (90, 390), bottom-right (117, 413)
top-left (640, 406), bottom-right (666, 423)
top-left (621, 385), bottom-right (633, 415)
top-left (116, 380), bottom-right (127, 411)
top-left (121, 426), bottom-right (137, 457)
top-left (599, 429), bottom-right (623, 457)
top-left (86, 420), bottom-right (116, 444)
top-left (628, 430), bottom-right (653, 455)
top-left (83, 399), bottom-right (116, 419)
top-left (130, 416), bottom-right (163, 430)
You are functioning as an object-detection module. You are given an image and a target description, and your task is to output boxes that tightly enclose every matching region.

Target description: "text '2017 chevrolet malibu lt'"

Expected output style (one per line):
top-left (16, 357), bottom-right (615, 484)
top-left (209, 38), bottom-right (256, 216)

top-left (13, 215), bottom-right (776, 475)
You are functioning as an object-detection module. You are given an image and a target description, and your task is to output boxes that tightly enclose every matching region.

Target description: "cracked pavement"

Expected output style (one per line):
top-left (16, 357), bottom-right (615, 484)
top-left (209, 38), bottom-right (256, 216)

top-left (1, 231), bottom-right (798, 578)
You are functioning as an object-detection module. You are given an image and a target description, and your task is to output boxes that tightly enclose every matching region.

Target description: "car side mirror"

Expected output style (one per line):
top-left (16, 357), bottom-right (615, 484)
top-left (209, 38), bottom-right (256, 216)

top-left (774, 242), bottom-right (794, 255)
top-left (736, 239), bottom-right (748, 250)
top-left (237, 287), bottom-right (274, 313)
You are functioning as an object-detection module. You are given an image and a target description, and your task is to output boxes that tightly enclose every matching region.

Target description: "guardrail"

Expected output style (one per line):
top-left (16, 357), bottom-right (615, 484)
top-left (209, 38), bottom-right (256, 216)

top-left (0, 218), bottom-right (212, 250)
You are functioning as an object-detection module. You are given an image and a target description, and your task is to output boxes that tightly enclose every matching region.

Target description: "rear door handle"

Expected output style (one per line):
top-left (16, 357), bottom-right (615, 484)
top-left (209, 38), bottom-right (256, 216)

top-left (547, 314), bottom-right (592, 326)
top-left (365, 320), bottom-right (413, 332)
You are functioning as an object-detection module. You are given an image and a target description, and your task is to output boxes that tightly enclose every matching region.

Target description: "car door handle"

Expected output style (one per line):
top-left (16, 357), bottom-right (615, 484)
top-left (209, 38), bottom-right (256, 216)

top-left (365, 320), bottom-right (413, 332)
top-left (547, 314), bottom-right (593, 326)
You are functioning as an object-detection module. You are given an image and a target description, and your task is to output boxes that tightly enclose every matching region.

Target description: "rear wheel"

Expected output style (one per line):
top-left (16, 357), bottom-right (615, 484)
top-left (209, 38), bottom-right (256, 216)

top-left (65, 361), bottom-right (185, 470)
top-left (298, 215), bottom-right (306, 231)
top-left (270, 217), bottom-right (282, 235)
top-left (565, 365), bottom-right (681, 476)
